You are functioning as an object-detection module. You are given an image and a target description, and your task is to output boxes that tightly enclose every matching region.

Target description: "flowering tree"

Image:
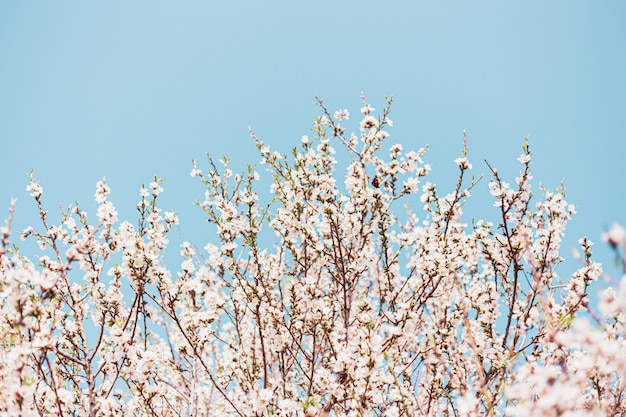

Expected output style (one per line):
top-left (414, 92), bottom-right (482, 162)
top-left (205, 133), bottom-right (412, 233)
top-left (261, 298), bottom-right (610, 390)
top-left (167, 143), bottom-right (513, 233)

top-left (0, 96), bottom-right (624, 416)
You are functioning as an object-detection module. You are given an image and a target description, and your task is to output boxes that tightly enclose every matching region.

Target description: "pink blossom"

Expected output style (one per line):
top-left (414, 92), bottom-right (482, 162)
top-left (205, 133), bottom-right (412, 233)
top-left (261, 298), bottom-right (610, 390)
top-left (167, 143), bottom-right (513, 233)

top-left (25, 182), bottom-right (42, 198)
top-left (454, 156), bottom-right (473, 170)
top-left (1, 97), bottom-right (623, 417)
top-left (518, 152), bottom-right (532, 164)
top-left (602, 223), bottom-right (626, 248)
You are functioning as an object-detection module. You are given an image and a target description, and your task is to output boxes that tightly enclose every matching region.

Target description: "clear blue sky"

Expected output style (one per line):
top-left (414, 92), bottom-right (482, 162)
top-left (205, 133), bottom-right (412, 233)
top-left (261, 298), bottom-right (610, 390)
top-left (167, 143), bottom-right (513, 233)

top-left (1, 2), bottom-right (625, 285)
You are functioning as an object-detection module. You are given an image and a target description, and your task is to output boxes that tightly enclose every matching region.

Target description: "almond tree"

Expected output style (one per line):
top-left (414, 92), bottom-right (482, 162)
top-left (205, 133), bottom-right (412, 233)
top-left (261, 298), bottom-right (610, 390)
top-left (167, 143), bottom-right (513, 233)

top-left (0, 96), bottom-right (623, 416)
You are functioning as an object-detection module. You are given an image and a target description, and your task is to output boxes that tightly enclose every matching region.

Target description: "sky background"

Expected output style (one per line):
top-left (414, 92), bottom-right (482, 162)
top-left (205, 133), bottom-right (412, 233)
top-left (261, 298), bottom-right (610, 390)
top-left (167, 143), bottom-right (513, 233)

top-left (1, 2), bottom-right (625, 293)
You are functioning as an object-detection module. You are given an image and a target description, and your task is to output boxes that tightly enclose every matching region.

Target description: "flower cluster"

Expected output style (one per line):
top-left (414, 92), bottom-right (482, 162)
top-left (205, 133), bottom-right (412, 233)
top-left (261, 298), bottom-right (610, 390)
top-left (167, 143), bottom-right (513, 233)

top-left (0, 97), bottom-right (623, 416)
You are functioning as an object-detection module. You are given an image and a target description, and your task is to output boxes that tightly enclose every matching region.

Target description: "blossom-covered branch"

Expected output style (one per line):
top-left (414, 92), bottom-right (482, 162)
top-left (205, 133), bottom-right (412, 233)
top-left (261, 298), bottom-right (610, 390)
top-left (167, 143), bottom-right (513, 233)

top-left (0, 97), bottom-right (623, 416)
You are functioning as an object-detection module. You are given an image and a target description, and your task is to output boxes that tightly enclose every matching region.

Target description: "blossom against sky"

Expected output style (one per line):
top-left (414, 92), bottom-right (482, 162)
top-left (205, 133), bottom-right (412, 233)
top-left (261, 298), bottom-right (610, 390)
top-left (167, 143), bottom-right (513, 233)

top-left (1, 2), bottom-right (625, 279)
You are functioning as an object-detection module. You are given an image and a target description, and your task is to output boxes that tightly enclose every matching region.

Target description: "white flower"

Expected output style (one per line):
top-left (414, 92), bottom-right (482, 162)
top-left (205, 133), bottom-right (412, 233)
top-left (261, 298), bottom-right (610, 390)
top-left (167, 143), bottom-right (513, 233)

top-left (95, 178), bottom-right (110, 203)
top-left (457, 391), bottom-right (479, 415)
top-left (26, 182), bottom-right (43, 198)
top-left (454, 157), bottom-right (472, 170)
top-left (150, 181), bottom-right (164, 196)
top-left (488, 181), bottom-right (503, 197)
top-left (97, 201), bottom-right (118, 224)
top-left (360, 104), bottom-right (375, 115)
top-left (403, 177), bottom-right (419, 193)
top-left (602, 223), bottom-right (626, 248)
top-left (181, 259), bottom-right (195, 273)
top-left (277, 398), bottom-right (298, 413)
top-left (360, 115), bottom-right (379, 131)
top-left (164, 211), bottom-right (179, 224)
top-left (334, 109), bottom-right (350, 120)
top-left (518, 153), bottom-right (532, 164)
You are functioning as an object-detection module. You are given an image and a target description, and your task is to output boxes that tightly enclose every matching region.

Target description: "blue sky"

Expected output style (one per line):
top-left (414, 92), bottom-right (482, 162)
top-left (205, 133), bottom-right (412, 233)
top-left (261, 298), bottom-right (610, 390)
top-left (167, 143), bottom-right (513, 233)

top-left (1, 2), bottom-right (625, 287)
